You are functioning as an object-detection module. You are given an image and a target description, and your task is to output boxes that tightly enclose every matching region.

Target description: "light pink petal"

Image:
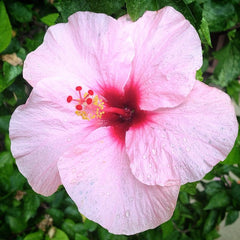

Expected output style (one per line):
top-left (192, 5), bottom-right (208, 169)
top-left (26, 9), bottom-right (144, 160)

top-left (126, 81), bottom-right (238, 186)
top-left (23, 12), bottom-right (134, 90)
top-left (58, 127), bottom-right (179, 235)
top-left (119, 7), bottom-right (202, 110)
top-left (9, 77), bottom-right (92, 196)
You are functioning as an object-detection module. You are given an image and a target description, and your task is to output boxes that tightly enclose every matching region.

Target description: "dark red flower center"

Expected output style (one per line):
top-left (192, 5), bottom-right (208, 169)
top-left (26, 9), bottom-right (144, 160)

top-left (67, 83), bottom-right (151, 145)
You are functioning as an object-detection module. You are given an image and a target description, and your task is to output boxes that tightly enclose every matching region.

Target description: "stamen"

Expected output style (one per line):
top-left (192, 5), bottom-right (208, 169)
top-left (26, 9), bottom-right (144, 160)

top-left (67, 86), bottom-right (104, 120)
top-left (67, 86), bottom-right (134, 121)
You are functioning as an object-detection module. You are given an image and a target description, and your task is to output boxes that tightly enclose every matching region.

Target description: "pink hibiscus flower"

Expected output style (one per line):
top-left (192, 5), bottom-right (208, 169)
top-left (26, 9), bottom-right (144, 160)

top-left (9, 6), bottom-right (238, 235)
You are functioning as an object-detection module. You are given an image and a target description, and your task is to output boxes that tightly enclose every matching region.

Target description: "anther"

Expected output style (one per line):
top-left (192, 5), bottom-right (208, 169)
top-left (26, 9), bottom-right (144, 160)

top-left (67, 86), bottom-right (104, 120)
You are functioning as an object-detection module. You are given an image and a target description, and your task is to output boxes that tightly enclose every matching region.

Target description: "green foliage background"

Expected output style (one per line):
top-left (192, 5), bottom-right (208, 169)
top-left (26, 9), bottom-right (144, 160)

top-left (0, 0), bottom-right (240, 239)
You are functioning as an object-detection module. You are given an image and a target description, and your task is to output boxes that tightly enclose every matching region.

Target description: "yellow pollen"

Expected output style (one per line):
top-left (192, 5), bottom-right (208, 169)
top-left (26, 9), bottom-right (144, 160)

top-left (75, 94), bottom-right (105, 120)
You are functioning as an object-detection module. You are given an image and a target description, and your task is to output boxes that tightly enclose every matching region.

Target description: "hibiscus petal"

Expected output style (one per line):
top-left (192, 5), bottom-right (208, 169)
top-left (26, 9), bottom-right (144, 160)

top-left (9, 77), bottom-right (92, 196)
top-left (126, 81), bottom-right (238, 186)
top-left (23, 12), bottom-right (134, 90)
top-left (120, 7), bottom-right (202, 110)
top-left (58, 127), bottom-right (179, 235)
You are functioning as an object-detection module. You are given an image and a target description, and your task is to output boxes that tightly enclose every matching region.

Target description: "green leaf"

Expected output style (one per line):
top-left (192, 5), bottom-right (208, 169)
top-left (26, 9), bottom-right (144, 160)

top-left (203, 210), bottom-right (218, 234)
top-left (41, 13), bottom-right (59, 26)
top-left (45, 228), bottom-right (69, 240)
top-left (142, 229), bottom-right (161, 240)
top-left (51, 190), bottom-right (65, 208)
top-left (204, 191), bottom-right (230, 210)
top-left (75, 234), bottom-right (89, 240)
top-left (10, 171), bottom-right (26, 191)
top-left (61, 219), bottom-right (75, 239)
top-left (163, 230), bottom-right (180, 240)
top-left (180, 234), bottom-right (192, 240)
top-left (184, 0), bottom-right (195, 3)
top-left (205, 229), bottom-right (220, 240)
top-left (23, 191), bottom-right (40, 222)
top-left (5, 215), bottom-right (27, 233)
top-left (24, 231), bottom-right (44, 240)
top-left (205, 181), bottom-right (225, 196)
top-left (213, 37), bottom-right (240, 87)
top-left (88, 0), bottom-right (125, 15)
top-left (223, 130), bottom-right (240, 165)
top-left (227, 80), bottom-right (240, 104)
top-left (64, 205), bottom-right (82, 222)
top-left (161, 220), bottom-right (174, 239)
top-left (4, 134), bottom-right (11, 151)
top-left (127, 0), bottom-right (197, 25)
top-left (98, 227), bottom-right (127, 240)
top-left (0, 1), bottom-right (12, 52)
top-left (0, 62), bottom-right (22, 92)
top-left (0, 37), bottom-right (21, 55)
top-left (0, 115), bottom-right (10, 133)
top-left (46, 208), bottom-right (64, 226)
top-left (203, 0), bottom-right (238, 32)
top-left (3, 61), bottom-right (22, 83)
top-left (8, 1), bottom-right (32, 23)
top-left (126, 0), bottom-right (159, 21)
top-left (54, 0), bottom-right (125, 22)
top-left (83, 219), bottom-right (98, 232)
top-left (179, 192), bottom-right (189, 204)
top-left (231, 182), bottom-right (240, 202)
top-left (25, 31), bottom-right (44, 52)
top-left (196, 69), bottom-right (203, 82)
top-left (226, 210), bottom-right (239, 225)
top-left (0, 151), bottom-right (14, 192)
top-left (180, 181), bottom-right (198, 195)
top-left (73, 223), bottom-right (88, 235)
top-left (199, 17), bottom-right (212, 47)
top-left (54, 0), bottom-right (90, 22)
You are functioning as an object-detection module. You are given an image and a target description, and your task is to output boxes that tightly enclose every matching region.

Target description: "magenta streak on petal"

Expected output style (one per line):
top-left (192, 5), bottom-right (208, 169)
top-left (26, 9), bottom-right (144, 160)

top-left (98, 83), bottom-right (154, 146)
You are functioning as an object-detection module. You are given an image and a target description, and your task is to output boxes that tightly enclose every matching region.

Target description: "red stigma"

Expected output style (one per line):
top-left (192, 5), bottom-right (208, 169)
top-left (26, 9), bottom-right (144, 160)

top-left (86, 98), bottom-right (92, 105)
top-left (88, 90), bottom-right (94, 95)
top-left (67, 96), bottom-right (73, 103)
top-left (76, 86), bottom-right (82, 91)
top-left (67, 86), bottom-right (99, 117)
top-left (76, 105), bottom-right (82, 110)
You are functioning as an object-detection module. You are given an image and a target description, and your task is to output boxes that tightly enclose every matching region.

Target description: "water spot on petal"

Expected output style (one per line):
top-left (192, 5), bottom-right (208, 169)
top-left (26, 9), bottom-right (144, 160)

top-left (125, 210), bottom-right (130, 218)
top-left (152, 149), bottom-right (156, 155)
